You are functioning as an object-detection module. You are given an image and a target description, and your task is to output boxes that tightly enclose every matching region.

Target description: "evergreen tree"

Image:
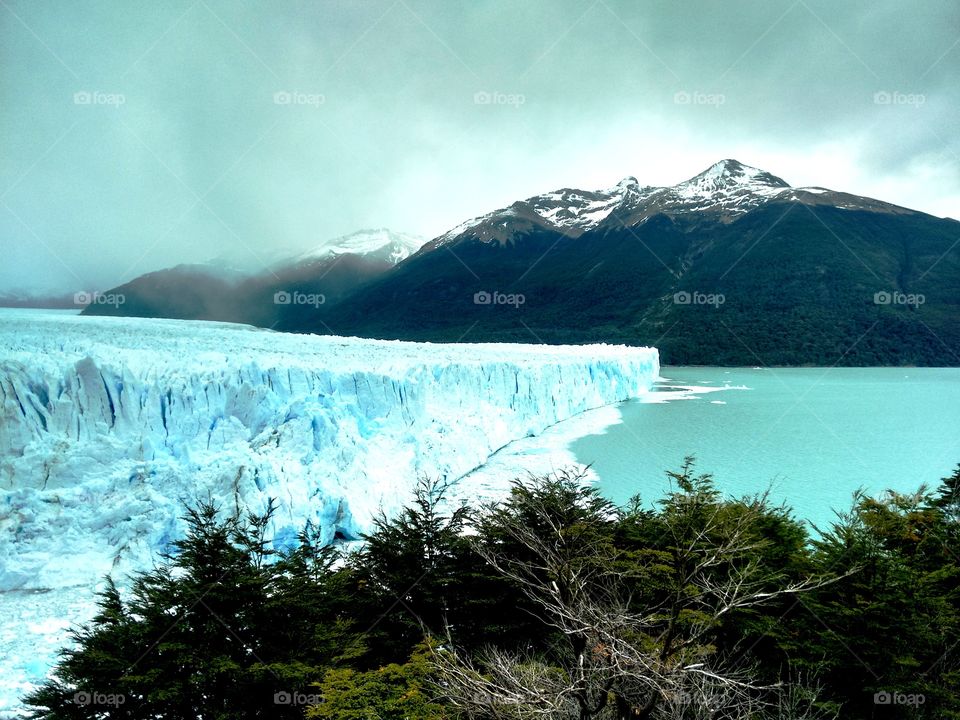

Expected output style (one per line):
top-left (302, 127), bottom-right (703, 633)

top-left (25, 501), bottom-right (335, 719)
top-left (349, 476), bottom-right (481, 663)
top-left (439, 463), bottom-right (826, 720)
top-left (797, 489), bottom-right (960, 718)
top-left (23, 462), bottom-right (960, 719)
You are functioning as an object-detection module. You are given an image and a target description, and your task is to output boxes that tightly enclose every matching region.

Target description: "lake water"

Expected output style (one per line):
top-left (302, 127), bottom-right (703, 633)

top-left (571, 367), bottom-right (960, 530)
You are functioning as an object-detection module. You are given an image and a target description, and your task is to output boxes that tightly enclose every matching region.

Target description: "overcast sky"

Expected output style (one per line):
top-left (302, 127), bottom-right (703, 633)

top-left (2, 0), bottom-right (958, 294)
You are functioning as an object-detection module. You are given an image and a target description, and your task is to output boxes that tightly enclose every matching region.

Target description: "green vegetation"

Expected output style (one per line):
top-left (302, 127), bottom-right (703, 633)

top-left (314, 206), bottom-right (960, 366)
top-left (26, 463), bottom-right (960, 718)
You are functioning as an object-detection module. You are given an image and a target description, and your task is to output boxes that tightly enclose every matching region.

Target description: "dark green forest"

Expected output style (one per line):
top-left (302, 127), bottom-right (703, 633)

top-left (26, 460), bottom-right (960, 719)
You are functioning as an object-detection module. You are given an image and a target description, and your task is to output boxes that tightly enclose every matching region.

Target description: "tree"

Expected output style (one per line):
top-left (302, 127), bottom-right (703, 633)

top-left (306, 641), bottom-right (448, 720)
top-left (26, 462), bottom-right (960, 719)
top-left (931, 464), bottom-right (960, 548)
top-left (350, 476), bottom-right (485, 664)
top-left (24, 501), bottom-right (337, 720)
top-left (435, 463), bottom-right (832, 719)
top-left (797, 487), bottom-right (960, 718)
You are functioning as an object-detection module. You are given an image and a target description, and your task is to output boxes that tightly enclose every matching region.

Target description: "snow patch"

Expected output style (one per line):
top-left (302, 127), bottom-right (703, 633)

top-left (433, 158), bottom-right (802, 245)
top-left (291, 228), bottom-right (425, 265)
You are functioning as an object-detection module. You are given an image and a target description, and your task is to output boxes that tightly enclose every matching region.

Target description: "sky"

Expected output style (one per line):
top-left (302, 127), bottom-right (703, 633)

top-left (1, 0), bottom-right (958, 295)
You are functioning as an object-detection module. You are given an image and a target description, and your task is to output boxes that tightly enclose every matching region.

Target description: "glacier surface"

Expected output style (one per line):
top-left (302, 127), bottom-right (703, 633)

top-left (1, 309), bottom-right (659, 592)
top-left (0, 309), bottom-right (657, 712)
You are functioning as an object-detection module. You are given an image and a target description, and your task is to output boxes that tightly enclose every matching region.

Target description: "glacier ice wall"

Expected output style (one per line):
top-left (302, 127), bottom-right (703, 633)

top-left (0, 310), bottom-right (659, 591)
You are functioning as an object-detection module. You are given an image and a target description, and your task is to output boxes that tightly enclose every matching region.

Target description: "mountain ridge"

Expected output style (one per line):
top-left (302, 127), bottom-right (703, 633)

top-left (298, 160), bottom-right (959, 366)
top-left (81, 229), bottom-right (425, 325)
top-left (84, 160), bottom-right (959, 365)
top-left (427, 159), bottom-right (925, 252)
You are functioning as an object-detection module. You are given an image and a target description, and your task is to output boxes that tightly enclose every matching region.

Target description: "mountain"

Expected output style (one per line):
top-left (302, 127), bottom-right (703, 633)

top-left (0, 290), bottom-right (79, 309)
top-left (289, 228), bottom-right (424, 266)
top-left (285, 160), bottom-right (960, 366)
top-left (82, 229), bottom-right (426, 326)
top-left (426, 159), bottom-right (916, 246)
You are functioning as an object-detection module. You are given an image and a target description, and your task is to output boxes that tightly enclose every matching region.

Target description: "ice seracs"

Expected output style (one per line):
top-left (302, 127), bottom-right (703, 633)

top-left (0, 309), bottom-right (659, 706)
top-left (0, 309), bottom-right (659, 593)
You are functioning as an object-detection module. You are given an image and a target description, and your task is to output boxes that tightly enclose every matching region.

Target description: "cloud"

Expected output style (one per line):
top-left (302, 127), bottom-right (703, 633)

top-left (1, 0), bottom-right (957, 293)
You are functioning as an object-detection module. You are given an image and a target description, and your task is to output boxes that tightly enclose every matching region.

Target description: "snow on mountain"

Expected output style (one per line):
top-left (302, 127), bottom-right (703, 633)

top-left (291, 228), bottom-right (426, 266)
top-left (200, 229), bottom-right (424, 275)
top-left (434, 179), bottom-right (655, 245)
top-left (525, 176), bottom-right (648, 232)
top-left (432, 159), bottom-right (917, 247)
top-left (665, 159), bottom-right (791, 211)
top-left (673, 159), bottom-right (790, 198)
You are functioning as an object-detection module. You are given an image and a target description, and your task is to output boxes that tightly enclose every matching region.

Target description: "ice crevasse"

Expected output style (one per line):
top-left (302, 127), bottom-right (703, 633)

top-left (0, 311), bottom-right (659, 591)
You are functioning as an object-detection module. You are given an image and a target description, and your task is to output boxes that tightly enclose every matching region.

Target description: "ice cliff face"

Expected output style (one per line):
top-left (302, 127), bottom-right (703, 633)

top-left (0, 310), bottom-right (659, 591)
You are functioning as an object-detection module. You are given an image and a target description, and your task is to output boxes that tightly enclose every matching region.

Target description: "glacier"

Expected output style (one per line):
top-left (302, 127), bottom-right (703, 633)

top-left (0, 309), bottom-right (658, 712)
top-left (1, 309), bottom-right (659, 589)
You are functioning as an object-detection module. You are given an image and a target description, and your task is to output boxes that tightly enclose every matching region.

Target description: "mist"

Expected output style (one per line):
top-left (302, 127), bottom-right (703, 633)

top-left (2, 0), bottom-right (957, 294)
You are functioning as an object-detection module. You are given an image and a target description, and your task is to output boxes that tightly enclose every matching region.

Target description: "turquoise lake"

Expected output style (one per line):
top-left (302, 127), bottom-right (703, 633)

top-left (571, 367), bottom-right (960, 531)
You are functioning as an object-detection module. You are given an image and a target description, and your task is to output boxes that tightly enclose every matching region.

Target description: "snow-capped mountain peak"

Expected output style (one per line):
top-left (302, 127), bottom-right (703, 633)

top-left (293, 228), bottom-right (426, 265)
top-left (526, 185), bottom-right (629, 231)
top-left (433, 176), bottom-right (656, 246)
top-left (656, 159), bottom-right (795, 218)
top-left (204, 229), bottom-right (426, 275)
top-left (675, 159), bottom-right (790, 197)
top-left (432, 160), bottom-right (794, 246)
top-left (431, 159), bottom-right (918, 248)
